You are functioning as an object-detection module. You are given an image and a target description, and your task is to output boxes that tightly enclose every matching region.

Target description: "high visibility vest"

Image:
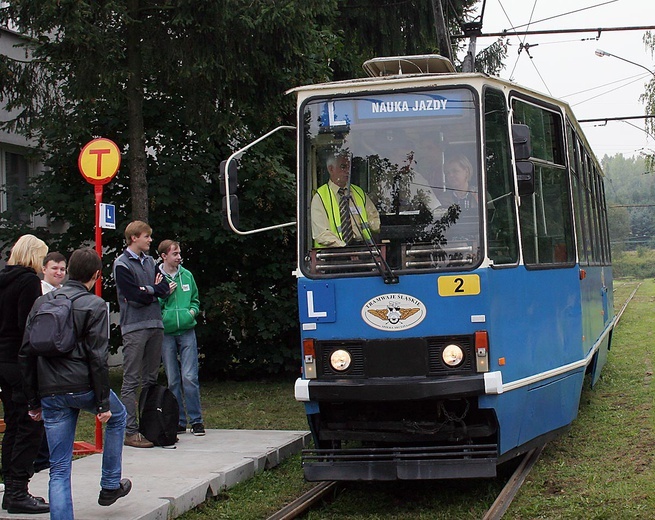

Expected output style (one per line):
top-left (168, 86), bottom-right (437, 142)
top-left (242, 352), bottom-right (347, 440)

top-left (314, 184), bottom-right (372, 248)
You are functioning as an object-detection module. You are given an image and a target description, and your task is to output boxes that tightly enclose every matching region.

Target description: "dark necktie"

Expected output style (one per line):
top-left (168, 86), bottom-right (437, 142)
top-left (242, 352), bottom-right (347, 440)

top-left (338, 188), bottom-right (354, 244)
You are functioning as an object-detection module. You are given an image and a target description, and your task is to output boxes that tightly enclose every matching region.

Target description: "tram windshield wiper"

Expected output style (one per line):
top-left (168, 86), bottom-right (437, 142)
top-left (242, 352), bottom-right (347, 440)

top-left (348, 194), bottom-right (399, 284)
top-left (489, 192), bottom-right (513, 205)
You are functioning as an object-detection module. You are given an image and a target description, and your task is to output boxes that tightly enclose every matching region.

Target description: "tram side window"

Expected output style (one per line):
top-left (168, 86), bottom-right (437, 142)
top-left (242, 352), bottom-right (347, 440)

top-left (512, 99), bottom-right (574, 267)
top-left (568, 133), bottom-right (611, 267)
top-left (582, 153), bottom-right (599, 264)
top-left (580, 141), bottom-right (592, 265)
top-left (568, 126), bottom-right (590, 266)
top-left (484, 88), bottom-right (518, 264)
top-left (597, 175), bottom-right (611, 264)
top-left (590, 162), bottom-right (611, 265)
top-left (593, 170), bottom-right (606, 264)
top-left (589, 161), bottom-right (603, 264)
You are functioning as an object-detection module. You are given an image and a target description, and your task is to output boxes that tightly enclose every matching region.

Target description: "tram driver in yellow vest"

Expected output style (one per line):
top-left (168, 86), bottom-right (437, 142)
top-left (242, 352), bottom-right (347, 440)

top-left (311, 152), bottom-right (380, 248)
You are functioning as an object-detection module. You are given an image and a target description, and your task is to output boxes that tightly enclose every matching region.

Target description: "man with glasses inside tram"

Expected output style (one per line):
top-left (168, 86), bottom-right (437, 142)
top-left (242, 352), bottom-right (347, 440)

top-left (311, 151), bottom-right (380, 248)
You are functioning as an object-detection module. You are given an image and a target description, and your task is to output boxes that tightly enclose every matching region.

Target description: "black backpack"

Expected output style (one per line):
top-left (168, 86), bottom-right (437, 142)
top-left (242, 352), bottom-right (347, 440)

top-left (27, 292), bottom-right (86, 357)
top-left (138, 385), bottom-right (179, 447)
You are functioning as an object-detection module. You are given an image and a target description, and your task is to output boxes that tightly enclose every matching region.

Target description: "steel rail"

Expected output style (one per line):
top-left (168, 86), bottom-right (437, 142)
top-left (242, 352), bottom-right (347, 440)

top-left (266, 481), bottom-right (338, 520)
top-left (614, 282), bottom-right (641, 326)
top-left (482, 446), bottom-right (545, 520)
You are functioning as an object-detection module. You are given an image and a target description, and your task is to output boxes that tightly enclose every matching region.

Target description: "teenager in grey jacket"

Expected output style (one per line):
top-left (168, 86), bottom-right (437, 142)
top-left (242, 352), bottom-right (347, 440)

top-left (113, 221), bottom-right (169, 448)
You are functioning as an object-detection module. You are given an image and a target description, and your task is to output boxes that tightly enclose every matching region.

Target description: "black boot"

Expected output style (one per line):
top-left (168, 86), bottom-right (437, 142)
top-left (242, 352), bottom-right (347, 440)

top-left (2, 477), bottom-right (46, 509)
top-left (5, 478), bottom-right (49, 514)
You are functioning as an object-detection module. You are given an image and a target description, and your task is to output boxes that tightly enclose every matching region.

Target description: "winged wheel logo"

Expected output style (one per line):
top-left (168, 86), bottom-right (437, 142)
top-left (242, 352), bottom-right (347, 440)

top-left (367, 303), bottom-right (420, 324)
top-left (361, 295), bottom-right (426, 330)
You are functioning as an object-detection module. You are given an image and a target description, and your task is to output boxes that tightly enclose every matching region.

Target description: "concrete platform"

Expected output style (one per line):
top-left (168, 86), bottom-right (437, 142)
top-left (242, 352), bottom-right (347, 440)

top-left (0, 429), bottom-right (310, 520)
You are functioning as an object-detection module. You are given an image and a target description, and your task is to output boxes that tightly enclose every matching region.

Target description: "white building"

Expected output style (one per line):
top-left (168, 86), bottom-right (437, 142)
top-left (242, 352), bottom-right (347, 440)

top-left (0, 25), bottom-right (47, 229)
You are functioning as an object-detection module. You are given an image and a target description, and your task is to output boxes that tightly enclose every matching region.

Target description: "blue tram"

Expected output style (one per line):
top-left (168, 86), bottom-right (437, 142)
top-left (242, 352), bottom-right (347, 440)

top-left (225, 55), bottom-right (614, 481)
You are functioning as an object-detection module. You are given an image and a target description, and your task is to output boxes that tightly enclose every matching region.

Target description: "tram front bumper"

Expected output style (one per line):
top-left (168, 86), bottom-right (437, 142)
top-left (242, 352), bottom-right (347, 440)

top-left (295, 371), bottom-right (503, 402)
top-left (302, 444), bottom-right (499, 481)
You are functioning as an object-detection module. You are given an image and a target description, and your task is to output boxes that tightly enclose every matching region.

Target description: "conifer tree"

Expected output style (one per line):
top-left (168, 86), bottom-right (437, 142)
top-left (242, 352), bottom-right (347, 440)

top-left (1, 0), bottom-right (489, 376)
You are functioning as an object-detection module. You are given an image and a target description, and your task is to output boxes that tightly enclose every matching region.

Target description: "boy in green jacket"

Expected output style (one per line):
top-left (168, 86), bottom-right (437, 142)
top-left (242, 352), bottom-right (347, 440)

top-left (157, 240), bottom-right (204, 436)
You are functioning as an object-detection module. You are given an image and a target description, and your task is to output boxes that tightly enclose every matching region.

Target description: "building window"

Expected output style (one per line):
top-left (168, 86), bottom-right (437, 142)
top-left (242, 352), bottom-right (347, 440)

top-left (1, 150), bottom-right (31, 224)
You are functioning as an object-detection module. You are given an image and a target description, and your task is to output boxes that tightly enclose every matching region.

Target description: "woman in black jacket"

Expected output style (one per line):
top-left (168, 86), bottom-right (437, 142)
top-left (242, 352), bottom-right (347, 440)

top-left (0, 234), bottom-right (50, 514)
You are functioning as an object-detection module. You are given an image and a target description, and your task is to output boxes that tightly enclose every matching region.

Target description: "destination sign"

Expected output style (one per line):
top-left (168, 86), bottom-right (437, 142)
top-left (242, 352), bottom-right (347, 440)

top-left (319, 90), bottom-right (469, 127)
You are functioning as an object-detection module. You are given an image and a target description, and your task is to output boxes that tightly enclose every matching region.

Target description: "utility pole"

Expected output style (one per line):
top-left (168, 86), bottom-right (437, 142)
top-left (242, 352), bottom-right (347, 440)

top-left (461, 22), bottom-right (483, 72)
top-left (431, 0), bottom-right (453, 62)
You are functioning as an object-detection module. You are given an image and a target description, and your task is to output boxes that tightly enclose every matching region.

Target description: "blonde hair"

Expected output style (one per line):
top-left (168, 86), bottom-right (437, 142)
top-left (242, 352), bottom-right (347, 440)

top-left (7, 234), bottom-right (49, 272)
top-left (445, 154), bottom-right (473, 178)
top-left (445, 154), bottom-right (474, 186)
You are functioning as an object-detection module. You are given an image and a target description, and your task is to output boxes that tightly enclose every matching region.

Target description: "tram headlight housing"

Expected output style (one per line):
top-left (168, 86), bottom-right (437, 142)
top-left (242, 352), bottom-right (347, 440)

top-left (330, 349), bottom-right (352, 372)
top-left (442, 344), bottom-right (465, 368)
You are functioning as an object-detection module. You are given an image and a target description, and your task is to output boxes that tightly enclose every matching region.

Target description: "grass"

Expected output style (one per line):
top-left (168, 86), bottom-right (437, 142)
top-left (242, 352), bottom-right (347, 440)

top-left (69, 278), bottom-right (655, 519)
top-left (612, 249), bottom-right (655, 279)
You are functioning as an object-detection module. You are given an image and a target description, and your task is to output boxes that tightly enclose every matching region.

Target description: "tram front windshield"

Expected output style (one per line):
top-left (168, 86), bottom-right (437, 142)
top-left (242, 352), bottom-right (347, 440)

top-left (301, 87), bottom-right (480, 277)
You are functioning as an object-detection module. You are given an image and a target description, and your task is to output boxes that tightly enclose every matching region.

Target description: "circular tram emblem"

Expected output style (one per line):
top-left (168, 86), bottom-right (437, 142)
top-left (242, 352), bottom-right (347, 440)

top-left (361, 293), bottom-right (426, 331)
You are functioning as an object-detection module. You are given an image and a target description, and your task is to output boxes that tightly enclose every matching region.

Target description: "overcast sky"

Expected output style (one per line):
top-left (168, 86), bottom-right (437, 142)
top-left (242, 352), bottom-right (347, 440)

top-left (467, 0), bottom-right (655, 161)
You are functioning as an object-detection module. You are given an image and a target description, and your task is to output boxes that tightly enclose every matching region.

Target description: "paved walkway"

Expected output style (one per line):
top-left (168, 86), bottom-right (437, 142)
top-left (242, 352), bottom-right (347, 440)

top-left (0, 429), bottom-right (310, 520)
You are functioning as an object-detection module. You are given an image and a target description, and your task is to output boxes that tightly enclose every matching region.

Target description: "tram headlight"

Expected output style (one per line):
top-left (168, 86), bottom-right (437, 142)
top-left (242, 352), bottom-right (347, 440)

top-left (442, 344), bottom-right (464, 368)
top-left (330, 349), bottom-right (352, 371)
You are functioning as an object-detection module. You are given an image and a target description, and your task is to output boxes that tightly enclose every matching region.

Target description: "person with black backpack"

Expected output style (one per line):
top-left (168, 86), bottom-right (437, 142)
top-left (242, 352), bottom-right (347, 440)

top-left (20, 248), bottom-right (131, 519)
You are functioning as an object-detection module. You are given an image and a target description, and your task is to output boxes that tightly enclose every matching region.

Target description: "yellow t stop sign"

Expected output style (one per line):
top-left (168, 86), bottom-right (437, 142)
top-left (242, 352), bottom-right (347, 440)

top-left (78, 138), bottom-right (121, 185)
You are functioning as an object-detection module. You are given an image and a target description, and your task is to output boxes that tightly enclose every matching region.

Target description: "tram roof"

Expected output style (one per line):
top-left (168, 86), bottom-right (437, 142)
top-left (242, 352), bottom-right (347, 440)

top-left (287, 71), bottom-right (575, 117)
top-left (286, 71), bottom-right (486, 96)
top-left (287, 55), bottom-right (600, 170)
top-left (288, 55), bottom-right (563, 108)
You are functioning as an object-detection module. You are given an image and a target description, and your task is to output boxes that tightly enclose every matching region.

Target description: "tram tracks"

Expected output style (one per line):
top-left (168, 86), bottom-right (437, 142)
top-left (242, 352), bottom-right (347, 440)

top-left (265, 447), bottom-right (544, 520)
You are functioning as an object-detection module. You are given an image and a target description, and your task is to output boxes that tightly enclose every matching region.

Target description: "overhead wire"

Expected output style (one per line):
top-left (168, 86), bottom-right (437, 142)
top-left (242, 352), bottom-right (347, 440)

top-left (564, 74), bottom-right (650, 144)
top-left (527, 53), bottom-right (553, 95)
top-left (485, 1), bottom-right (651, 214)
top-left (498, 0), bottom-right (555, 95)
top-left (621, 120), bottom-right (655, 141)
top-left (505, 0), bottom-right (619, 31)
top-left (571, 74), bottom-right (651, 106)
top-left (492, 0), bottom-right (631, 96)
top-left (518, 36), bottom-right (600, 46)
top-left (498, 0), bottom-right (536, 80)
top-left (562, 72), bottom-right (648, 99)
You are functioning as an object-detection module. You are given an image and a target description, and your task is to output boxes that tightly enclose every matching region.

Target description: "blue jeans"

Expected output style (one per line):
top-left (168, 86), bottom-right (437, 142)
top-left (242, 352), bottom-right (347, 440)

top-left (161, 329), bottom-right (202, 427)
top-left (41, 390), bottom-right (126, 520)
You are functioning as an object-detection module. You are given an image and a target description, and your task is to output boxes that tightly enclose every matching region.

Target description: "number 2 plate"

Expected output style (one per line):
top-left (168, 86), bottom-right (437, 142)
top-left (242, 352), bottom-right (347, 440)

top-left (437, 274), bottom-right (481, 296)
